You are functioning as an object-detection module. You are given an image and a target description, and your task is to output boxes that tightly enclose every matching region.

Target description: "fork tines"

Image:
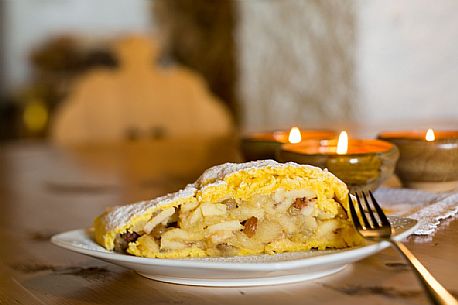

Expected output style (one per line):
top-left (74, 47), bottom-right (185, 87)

top-left (348, 191), bottom-right (391, 230)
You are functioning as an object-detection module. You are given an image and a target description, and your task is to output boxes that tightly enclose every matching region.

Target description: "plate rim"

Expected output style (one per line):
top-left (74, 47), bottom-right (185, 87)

top-left (51, 216), bottom-right (418, 271)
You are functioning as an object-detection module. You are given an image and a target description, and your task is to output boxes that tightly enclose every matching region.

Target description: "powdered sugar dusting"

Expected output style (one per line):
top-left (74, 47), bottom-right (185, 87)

top-left (103, 184), bottom-right (196, 232)
top-left (196, 160), bottom-right (319, 187)
top-left (196, 160), bottom-right (344, 191)
top-left (196, 160), bottom-right (279, 187)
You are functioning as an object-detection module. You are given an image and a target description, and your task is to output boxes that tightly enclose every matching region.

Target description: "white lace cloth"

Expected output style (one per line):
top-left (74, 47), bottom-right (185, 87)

top-left (374, 188), bottom-right (458, 235)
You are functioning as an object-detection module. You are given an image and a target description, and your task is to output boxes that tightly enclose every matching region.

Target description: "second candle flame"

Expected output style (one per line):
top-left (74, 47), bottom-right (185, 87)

top-left (288, 127), bottom-right (302, 144)
top-left (337, 131), bottom-right (348, 155)
top-left (425, 128), bottom-right (435, 142)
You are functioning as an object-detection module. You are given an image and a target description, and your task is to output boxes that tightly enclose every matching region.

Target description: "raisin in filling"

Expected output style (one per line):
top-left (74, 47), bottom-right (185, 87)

top-left (113, 232), bottom-right (140, 253)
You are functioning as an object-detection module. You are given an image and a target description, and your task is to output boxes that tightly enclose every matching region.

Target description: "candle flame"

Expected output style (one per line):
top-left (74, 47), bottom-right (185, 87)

top-left (288, 127), bottom-right (302, 144)
top-left (425, 128), bottom-right (435, 142)
top-left (337, 131), bottom-right (348, 155)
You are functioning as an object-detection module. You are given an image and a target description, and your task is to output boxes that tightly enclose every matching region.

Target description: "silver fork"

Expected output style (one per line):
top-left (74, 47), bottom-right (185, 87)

top-left (348, 191), bottom-right (458, 305)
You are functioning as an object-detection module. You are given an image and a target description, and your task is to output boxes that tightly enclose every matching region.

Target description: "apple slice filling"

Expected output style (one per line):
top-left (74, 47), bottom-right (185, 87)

top-left (113, 188), bottom-right (350, 257)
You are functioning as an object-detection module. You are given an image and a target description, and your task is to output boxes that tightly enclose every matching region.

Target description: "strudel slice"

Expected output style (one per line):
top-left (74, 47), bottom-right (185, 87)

top-left (93, 160), bottom-right (363, 258)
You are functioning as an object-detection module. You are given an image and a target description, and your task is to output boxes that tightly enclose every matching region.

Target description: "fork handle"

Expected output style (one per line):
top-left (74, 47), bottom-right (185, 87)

top-left (389, 240), bottom-right (458, 305)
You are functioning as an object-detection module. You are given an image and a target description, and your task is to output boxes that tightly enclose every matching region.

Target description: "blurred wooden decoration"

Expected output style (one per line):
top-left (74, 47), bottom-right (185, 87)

top-left (52, 36), bottom-right (233, 144)
top-left (153, 0), bottom-right (237, 120)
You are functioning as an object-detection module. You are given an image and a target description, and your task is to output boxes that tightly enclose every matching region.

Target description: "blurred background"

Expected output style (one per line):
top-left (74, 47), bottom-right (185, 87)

top-left (1, 0), bottom-right (457, 143)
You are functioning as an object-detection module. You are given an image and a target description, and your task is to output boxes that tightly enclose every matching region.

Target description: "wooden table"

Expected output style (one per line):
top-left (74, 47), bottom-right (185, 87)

top-left (1, 140), bottom-right (457, 305)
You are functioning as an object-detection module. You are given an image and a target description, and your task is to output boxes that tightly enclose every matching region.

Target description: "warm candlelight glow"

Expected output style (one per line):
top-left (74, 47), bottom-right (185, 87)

top-left (288, 127), bottom-right (302, 144)
top-left (425, 128), bottom-right (435, 142)
top-left (337, 131), bottom-right (348, 155)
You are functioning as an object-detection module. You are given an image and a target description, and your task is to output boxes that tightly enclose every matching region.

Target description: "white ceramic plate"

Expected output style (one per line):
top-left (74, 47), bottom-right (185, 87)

top-left (52, 216), bottom-right (418, 287)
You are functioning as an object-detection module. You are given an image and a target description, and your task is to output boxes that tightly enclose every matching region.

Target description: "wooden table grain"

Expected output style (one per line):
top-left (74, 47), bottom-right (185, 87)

top-left (1, 140), bottom-right (457, 305)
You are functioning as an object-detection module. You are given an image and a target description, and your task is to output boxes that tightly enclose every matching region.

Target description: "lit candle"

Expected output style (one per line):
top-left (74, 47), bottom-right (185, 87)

top-left (241, 128), bottom-right (336, 161)
top-left (278, 131), bottom-right (399, 192)
top-left (378, 129), bottom-right (458, 192)
top-left (425, 128), bottom-right (435, 142)
top-left (288, 127), bottom-right (302, 144)
top-left (336, 131), bottom-right (348, 155)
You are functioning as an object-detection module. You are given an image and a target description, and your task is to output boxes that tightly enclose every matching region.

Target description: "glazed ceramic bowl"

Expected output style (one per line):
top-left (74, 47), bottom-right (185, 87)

top-left (378, 131), bottom-right (458, 192)
top-left (278, 139), bottom-right (399, 192)
top-left (241, 130), bottom-right (336, 161)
